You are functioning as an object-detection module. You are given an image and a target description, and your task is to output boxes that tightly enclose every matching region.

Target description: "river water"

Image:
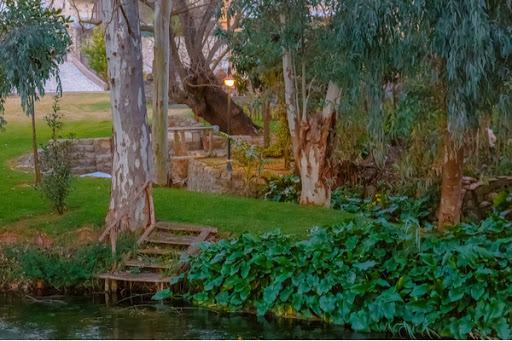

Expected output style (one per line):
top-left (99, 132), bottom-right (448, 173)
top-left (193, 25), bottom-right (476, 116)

top-left (0, 294), bottom-right (382, 339)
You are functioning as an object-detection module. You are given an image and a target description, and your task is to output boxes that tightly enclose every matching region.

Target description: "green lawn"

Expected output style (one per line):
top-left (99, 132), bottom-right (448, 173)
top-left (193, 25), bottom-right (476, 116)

top-left (0, 112), bottom-right (348, 239)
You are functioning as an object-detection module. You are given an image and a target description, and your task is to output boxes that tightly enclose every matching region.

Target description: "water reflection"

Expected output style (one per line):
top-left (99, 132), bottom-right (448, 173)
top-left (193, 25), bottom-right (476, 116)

top-left (0, 294), bottom-right (382, 339)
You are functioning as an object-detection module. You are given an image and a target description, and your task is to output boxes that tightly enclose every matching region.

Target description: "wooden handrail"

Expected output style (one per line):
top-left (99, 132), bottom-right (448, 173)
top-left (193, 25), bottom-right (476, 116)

top-left (167, 125), bottom-right (219, 132)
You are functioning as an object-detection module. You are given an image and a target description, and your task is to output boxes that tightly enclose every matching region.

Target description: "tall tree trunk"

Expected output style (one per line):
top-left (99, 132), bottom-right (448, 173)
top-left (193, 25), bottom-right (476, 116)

top-left (438, 128), bottom-right (464, 231)
top-left (152, 0), bottom-right (172, 186)
top-left (298, 82), bottom-right (341, 207)
top-left (281, 16), bottom-right (341, 206)
top-left (30, 102), bottom-right (41, 184)
top-left (263, 101), bottom-right (271, 148)
top-left (101, 0), bottom-right (155, 244)
top-left (166, 0), bottom-right (258, 136)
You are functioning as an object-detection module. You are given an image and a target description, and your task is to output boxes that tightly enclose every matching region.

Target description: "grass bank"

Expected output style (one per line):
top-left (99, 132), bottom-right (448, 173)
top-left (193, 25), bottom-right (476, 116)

top-left (0, 103), bottom-right (348, 239)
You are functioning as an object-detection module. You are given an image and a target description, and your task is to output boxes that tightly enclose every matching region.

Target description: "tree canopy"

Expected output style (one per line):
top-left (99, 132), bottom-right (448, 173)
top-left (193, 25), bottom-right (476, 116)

top-left (0, 0), bottom-right (72, 129)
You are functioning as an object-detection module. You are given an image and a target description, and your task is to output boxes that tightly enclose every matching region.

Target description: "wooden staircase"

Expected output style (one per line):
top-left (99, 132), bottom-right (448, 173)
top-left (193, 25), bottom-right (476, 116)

top-left (98, 222), bottom-right (217, 291)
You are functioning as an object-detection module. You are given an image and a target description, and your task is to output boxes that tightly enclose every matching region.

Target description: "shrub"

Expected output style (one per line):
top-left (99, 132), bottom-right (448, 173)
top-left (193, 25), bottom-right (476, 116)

top-left (37, 96), bottom-right (75, 214)
top-left (331, 186), bottom-right (433, 227)
top-left (494, 189), bottom-right (512, 217)
top-left (169, 215), bottom-right (512, 339)
top-left (82, 27), bottom-right (107, 80)
top-left (38, 140), bottom-right (75, 214)
top-left (232, 138), bottom-right (267, 194)
top-left (263, 174), bottom-right (301, 203)
top-left (2, 237), bottom-right (136, 289)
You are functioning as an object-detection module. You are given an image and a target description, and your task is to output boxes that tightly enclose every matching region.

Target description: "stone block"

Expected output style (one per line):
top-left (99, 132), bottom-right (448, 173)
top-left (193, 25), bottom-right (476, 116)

top-left (98, 139), bottom-right (112, 151)
top-left (95, 154), bottom-right (112, 163)
top-left (469, 181), bottom-right (483, 191)
top-left (220, 170), bottom-right (232, 180)
top-left (75, 144), bottom-right (94, 152)
top-left (479, 201), bottom-right (491, 208)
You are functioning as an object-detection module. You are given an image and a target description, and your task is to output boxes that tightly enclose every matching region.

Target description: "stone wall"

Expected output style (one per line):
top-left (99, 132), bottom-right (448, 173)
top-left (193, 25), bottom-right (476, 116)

top-left (13, 138), bottom-right (112, 175)
top-left (186, 159), bottom-right (263, 198)
top-left (462, 176), bottom-right (512, 218)
top-left (67, 138), bottom-right (112, 175)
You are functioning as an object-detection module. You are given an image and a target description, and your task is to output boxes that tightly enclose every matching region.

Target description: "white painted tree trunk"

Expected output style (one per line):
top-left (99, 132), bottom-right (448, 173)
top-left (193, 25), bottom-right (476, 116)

top-left (152, 0), bottom-right (172, 186)
top-left (101, 0), bottom-right (155, 240)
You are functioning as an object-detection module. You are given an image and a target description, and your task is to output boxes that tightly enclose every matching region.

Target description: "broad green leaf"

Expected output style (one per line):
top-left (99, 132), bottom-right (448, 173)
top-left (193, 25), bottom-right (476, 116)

top-left (319, 293), bottom-right (337, 313)
top-left (410, 284), bottom-right (429, 298)
top-left (152, 288), bottom-right (172, 300)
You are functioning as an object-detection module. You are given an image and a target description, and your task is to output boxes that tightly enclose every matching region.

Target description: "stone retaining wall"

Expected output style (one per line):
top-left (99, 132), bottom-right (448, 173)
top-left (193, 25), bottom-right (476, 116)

top-left (67, 138), bottom-right (112, 175)
top-left (186, 159), bottom-right (263, 198)
top-left (462, 176), bottom-right (512, 218)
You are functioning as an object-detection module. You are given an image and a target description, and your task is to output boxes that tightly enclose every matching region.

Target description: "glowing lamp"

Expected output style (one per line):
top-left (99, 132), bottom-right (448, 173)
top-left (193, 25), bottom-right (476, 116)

top-left (224, 75), bottom-right (235, 88)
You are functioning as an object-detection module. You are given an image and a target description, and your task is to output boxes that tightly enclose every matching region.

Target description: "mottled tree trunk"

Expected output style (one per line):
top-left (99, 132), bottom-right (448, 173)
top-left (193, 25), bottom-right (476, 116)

top-left (280, 17), bottom-right (341, 206)
top-left (152, 0), bottom-right (172, 186)
top-left (101, 0), bottom-right (155, 242)
top-left (438, 129), bottom-right (464, 231)
top-left (297, 82), bottom-right (341, 207)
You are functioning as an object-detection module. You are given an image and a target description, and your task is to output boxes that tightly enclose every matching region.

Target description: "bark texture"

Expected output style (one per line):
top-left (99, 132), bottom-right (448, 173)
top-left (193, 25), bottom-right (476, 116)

top-left (102, 0), bottom-right (155, 239)
top-left (281, 28), bottom-right (341, 206)
top-left (438, 130), bottom-right (464, 231)
top-left (167, 0), bottom-right (258, 135)
top-left (297, 82), bottom-right (341, 207)
top-left (151, 0), bottom-right (172, 186)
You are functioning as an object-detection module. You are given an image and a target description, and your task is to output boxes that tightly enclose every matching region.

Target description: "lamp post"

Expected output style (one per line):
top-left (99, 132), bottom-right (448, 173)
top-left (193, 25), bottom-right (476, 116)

top-left (224, 74), bottom-right (235, 172)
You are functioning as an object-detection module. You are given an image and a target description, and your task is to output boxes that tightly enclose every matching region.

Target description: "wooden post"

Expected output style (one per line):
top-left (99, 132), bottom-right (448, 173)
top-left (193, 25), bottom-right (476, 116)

top-left (180, 131), bottom-right (186, 153)
top-left (202, 130), bottom-right (208, 152)
top-left (208, 130), bottom-right (214, 155)
top-left (105, 279), bottom-right (111, 292)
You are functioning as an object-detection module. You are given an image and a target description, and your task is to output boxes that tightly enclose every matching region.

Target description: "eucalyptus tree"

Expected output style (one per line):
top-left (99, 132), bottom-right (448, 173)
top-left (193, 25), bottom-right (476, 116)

top-left (335, 0), bottom-right (512, 229)
top-left (0, 0), bottom-right (71, 183)
top-left (227, 0), bottom-right (344, 206)
top-left (417, 0), bottom-right (512, 229)
top-left (101, 0), bottom-right (155, 248)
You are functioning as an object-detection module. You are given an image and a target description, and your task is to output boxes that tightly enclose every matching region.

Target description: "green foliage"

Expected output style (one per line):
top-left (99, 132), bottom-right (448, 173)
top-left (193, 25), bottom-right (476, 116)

top-left (494, 189), bottom-right (512, 217)
top-left (82, 27), bottom-right (108, 80)
top-left (331, 187), bottom-right (433, 228)
top-left (44, 96), bottom-right (64, 140)
top-left (2, 237), bottom-right (136, 289)
top-left (37, 97), bottom-right (75, 214)
top-left (232, 139), bottom-right (267, 192)
top-left (263, 175), bottom-right (301, 203)
top-left (263, 104), bottom-right (290, 158)
top-left (0, 0), bottom-right (71, 124)
top-left (176, 215), bottom-right (512, 339)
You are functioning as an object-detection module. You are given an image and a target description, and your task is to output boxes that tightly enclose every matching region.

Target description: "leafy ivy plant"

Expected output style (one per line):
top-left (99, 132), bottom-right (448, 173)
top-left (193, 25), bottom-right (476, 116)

top-left (156, 215), bottom-right (512, 339)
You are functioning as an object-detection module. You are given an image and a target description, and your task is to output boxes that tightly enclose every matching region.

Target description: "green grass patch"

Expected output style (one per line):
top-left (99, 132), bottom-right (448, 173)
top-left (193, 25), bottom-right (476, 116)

top-left (0, 117), bottom-right (347, 239)
top-left (76, 101), bottom-right (112, 112)
top-left (154, 188), bottom-right (349, 238)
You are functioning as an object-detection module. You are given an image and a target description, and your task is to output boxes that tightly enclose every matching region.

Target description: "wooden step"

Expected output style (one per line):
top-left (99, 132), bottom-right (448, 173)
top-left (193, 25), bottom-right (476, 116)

top-left (146, 232), bottom-right (199, 245)
top-left (155, 222), bottom-right (218, 234)
top-left (98, 272), bottom-right (171, 283)
top-left (125, 259), bottom-right (175, 270)
top-left (138, 248), bottom-right (177, 256)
